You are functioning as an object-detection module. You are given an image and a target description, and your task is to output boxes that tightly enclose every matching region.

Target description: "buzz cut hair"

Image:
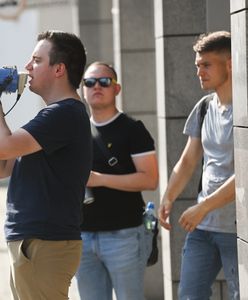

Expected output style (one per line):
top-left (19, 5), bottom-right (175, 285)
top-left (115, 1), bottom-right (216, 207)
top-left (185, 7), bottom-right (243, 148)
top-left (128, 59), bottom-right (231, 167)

top-left (85, 61), bottom-right (118, 81)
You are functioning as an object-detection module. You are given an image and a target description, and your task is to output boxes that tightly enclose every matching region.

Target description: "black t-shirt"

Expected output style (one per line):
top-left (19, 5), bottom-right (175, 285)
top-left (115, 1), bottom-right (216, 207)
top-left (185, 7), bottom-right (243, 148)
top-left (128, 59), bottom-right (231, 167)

top-left (5, 99), bottom-right (92, 241)
top-left (80, 113), bottom-right (155, 231)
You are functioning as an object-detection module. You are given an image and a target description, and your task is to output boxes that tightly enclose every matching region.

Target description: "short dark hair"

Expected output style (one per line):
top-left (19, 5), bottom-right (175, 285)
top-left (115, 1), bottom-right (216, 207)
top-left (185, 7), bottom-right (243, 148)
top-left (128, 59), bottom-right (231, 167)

top-left (37, 30), bottom-right (87, 89)
top-left (193, 31), bottom-right (231, 55)
top-left (85, 61), bottom-right (118, 81)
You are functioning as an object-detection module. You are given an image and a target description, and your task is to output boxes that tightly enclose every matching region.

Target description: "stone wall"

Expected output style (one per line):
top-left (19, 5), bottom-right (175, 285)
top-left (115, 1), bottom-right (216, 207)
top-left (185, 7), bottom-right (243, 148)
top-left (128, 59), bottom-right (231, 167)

top-left (231, 0), bottom-right (248, 299)
top-left (78, 1), bottom-right (234, 299)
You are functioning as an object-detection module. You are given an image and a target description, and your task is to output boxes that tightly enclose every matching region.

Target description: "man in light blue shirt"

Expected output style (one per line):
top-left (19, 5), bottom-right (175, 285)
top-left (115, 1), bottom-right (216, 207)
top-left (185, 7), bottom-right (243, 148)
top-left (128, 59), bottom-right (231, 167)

top-left (159, 31), bottom-right (239, 299)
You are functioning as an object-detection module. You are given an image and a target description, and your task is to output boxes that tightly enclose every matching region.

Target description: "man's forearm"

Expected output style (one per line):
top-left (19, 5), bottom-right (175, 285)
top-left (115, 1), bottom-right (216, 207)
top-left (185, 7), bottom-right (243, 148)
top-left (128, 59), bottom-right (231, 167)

top-left (0, 103), bottom-right (13, 176)
top-left (200, 174), bottom-right (235, 213)
top-left (0, 103), bottom-right (11, 138)
top-left (163, 157), bottom-right (197, 204)
top-left (90, 171), bottom-right (158, 192)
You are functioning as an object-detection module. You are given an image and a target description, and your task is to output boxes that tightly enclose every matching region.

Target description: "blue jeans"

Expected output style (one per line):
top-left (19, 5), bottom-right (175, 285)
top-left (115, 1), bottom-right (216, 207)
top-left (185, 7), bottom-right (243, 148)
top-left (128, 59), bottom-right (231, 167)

top-left (179, 229), bottom-right (240, 300)
top-left (76, 225), bottom-right (151, 300)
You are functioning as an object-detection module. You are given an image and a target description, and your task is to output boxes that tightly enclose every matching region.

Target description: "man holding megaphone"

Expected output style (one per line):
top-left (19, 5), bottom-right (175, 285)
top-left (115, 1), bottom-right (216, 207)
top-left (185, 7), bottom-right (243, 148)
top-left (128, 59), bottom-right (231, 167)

top-left (0, 30), bottom-right (92, 300)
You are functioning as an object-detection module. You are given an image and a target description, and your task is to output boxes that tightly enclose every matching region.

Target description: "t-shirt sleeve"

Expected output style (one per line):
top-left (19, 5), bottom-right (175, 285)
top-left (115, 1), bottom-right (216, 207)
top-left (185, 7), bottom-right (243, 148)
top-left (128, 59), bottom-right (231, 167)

top-left (128, 120), bottom-right (155, 156)
top-left (22, 103), bottom-right (76, 154)
top-left (183, 97), bottom-right (207, 138)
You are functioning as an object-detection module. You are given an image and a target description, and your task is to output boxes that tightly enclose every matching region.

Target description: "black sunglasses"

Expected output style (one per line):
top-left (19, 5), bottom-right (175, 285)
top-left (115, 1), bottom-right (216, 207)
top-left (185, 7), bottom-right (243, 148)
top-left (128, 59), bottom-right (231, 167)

top-left (83, 77), bottom-right (117, 88)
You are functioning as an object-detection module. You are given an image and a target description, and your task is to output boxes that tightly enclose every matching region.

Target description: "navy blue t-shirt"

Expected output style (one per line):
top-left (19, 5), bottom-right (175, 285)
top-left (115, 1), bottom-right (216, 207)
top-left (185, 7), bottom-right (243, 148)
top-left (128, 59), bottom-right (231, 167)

top-left (5, 99), bottom-right (92, 241)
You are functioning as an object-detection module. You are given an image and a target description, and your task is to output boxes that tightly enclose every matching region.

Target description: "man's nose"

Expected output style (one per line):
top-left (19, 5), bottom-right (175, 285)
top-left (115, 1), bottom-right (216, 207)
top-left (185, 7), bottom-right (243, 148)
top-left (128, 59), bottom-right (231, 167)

top-left (25, 61), bottom-right (32, 71)
top-left (197, 67), bottom-right (204, 77)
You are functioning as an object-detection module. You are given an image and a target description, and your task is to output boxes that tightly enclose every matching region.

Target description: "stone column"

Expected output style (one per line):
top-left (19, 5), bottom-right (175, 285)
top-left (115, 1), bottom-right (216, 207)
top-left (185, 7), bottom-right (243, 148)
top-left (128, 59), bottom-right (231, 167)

top-left (113, 1), bottom-right (163, 298)
top-left (78, 0), bottom-right (113, 65)
top-left (78, 0), bottom-right (164, 298)
top-left (155, 0), bottom-right (231, 298)
top-left (155, 0), bottom-right (206, 297)
top-left (231, 0), bottom-right (248, 299)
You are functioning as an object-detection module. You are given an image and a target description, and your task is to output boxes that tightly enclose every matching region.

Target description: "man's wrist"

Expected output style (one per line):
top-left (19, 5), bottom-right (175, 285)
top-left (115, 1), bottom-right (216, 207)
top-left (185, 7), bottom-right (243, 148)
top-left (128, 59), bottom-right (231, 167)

top-left (200, 197), bottom-right (212, 214)
top-left (161, 198), bottom-right (174, 208)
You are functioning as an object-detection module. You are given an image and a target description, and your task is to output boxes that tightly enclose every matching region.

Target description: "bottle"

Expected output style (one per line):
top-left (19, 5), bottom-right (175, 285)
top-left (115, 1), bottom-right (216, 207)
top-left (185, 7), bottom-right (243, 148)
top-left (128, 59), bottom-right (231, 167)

top-left (83, 187), bottom-right (95, 205)
top-left (144, 201), bottom-right (157, 231)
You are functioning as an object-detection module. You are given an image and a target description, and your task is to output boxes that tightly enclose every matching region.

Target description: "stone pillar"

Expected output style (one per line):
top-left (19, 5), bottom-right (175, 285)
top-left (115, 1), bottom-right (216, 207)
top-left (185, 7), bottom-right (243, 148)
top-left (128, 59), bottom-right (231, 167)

top-left (78, 0), bottom-right (113, 65)
top-left (113, 1), bottom-right (163, 298)
top-left (231, 1), bottom-right (248, 299)
top-left (155, 0), bottom-right (206, 298)
top-left (155, 0), bottom-right (231, 298)
top-left (78, 0), bottom-right (164, 299)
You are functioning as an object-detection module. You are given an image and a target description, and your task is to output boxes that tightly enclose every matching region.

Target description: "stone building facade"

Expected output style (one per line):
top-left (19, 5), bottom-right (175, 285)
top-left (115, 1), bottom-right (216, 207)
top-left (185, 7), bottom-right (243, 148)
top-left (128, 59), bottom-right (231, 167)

top-left (78, 1), bottom-right (244, 299)
top-left (231, 1), bottom-right (248, 299)
top-left (1, 0), bottom-right (246, 299)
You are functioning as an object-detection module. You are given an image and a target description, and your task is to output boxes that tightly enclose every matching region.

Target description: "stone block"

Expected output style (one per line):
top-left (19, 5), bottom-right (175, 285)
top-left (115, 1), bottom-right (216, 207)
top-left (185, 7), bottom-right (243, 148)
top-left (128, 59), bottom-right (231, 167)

top-left (79, 0), bottom-right (112, 21)
top-left (144, 235), bottom-right (164, 300)
top-left (119, 0), bottom-right (155, 49)
top-left (231, 0), bottom-right (248, 13)
top-left (132, 114), bottom-right (158, 144)
top-left (166, 118), bottom-right (187, 171)
top-left (206, 0), bottom-right (230, 32)
top-left (210, 282), bottom-right (223, 300)
top-left (170, 198), bottom-right (192, 279)
top-left (157, 116), bottom-right (169, 192)
top-left (162, 0), bottom-right (206, 35)
top-left (172, 281), bottom-right (179, 299)
top-left (154, 0), bottom-right (164, 38)
top-left (155, 37), bottom-right (166, 119)
top-left (231, 11), bottom-right (248, 127)
top-left (121, 51), bottom-right (156, 113)
top-left (237, 238), bottom-right (248, 299)
top-left (221, 281), bottom-right (229, 300)
top-left (166, 118), bottom-right (202, 199)
top-left (234, 127), bottom-right (248, 241)
top-left (80, 23), bottom-right (113, 64)
top-left (163, 36), bottom-right (206, 118)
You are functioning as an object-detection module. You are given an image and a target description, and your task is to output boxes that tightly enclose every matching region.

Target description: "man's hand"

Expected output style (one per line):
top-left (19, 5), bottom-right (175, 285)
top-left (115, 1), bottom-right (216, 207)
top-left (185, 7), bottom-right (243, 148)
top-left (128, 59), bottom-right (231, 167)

top-left (178, 202), bottom-right (208, 232)
top-left (158, 199), bottom-right (173, 230)
top-left (87, 171), bottom-right (102, 187)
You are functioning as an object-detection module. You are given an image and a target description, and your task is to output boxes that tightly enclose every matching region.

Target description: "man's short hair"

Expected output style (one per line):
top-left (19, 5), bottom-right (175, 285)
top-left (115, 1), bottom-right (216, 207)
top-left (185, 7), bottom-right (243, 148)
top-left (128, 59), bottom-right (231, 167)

top-left (38, 30), bottom-right (87, 89)
top-left (85, 61), bottom-right (118, 81)
top-left (193, 31), bottom-right (231, 55)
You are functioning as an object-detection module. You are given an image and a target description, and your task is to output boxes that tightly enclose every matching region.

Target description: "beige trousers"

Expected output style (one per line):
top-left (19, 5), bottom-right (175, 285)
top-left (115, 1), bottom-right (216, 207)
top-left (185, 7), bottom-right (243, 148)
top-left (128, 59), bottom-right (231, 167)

top-left (7, 239), bottom-right (82, 300)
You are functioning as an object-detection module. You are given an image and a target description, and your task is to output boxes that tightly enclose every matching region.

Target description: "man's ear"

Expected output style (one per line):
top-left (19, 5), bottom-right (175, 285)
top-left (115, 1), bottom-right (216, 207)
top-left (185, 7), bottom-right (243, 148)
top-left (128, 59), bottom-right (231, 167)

top-left (227, 57), bottom-right (232, 72)
top-left (114, 83), bottom-right (121, 96)
top-left (54, 63), bottom-right (66, 78)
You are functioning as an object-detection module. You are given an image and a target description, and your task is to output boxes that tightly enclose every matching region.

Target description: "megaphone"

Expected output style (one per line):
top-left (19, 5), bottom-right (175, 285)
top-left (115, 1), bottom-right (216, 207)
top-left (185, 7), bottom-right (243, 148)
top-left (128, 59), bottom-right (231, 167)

top-left (0, 66), bottom-right (28, 98)
top-left (0, 66), bottom-right (28, 116)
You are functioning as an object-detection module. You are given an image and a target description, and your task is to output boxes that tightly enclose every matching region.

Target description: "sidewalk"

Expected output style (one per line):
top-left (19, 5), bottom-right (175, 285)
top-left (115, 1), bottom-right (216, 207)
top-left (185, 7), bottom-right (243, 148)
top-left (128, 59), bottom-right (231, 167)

top-left (0, 184), bottom-right (80, 300)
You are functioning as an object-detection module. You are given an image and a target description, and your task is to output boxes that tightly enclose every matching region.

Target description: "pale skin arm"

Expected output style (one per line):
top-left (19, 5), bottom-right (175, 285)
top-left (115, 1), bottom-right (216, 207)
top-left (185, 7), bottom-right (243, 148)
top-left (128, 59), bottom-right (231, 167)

top-left (0, 104), bottom-right (42, 178)
top-left (158, 134), bottom-right (236, 232)
top-left (87, 153), bottom-right (159, 191)
top-left (158, 136), bottom-right (203, 230)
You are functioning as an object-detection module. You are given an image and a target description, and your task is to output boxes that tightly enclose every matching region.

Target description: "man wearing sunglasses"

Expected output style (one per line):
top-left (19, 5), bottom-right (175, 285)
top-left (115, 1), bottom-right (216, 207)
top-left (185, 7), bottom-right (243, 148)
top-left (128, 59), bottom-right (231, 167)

top-left (76, 61), bottom-right (159, 300)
